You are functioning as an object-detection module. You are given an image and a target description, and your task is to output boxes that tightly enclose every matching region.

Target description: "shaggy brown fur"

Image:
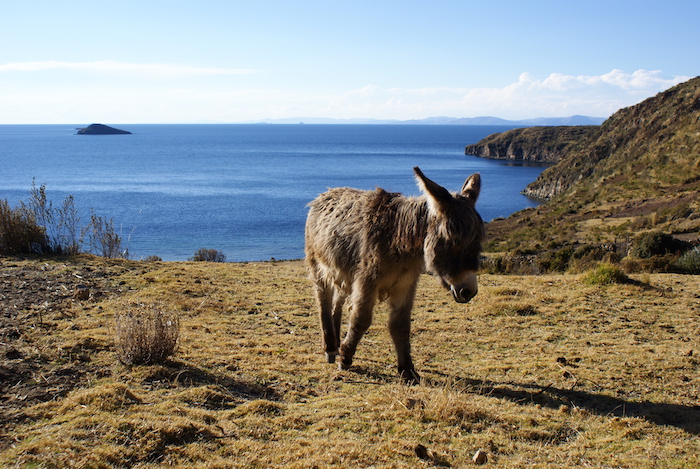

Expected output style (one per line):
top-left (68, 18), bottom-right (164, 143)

top-left (305, 167), bottom-right (484, 382)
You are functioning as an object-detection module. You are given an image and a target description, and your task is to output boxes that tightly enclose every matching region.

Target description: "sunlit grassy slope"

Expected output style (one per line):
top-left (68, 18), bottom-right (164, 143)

top-left (1, 256), bottom-right (699, 468)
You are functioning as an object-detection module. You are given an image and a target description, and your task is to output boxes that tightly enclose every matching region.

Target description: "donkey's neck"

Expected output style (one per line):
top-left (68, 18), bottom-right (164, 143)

top-left (389, 195), bottom-right (430, 256)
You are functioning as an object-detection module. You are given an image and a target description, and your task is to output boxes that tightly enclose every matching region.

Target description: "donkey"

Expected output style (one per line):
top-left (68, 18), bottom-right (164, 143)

top-left (305, 167), bottom-right (484, 382)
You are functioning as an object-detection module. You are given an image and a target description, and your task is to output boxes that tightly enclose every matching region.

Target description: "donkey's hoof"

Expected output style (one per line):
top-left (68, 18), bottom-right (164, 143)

top-left (338, 359), bottom-right (352, 371)
top-left (325, 351), bottom-right (338, 364)
top-left (399, 368), bottom-right (421, 385)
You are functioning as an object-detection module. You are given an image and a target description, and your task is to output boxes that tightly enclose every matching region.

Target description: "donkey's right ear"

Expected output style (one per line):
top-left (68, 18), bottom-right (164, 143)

top-left (461, 173), bottom-right (481, 203)
top-left (414, 167), bottom-right (452, 215)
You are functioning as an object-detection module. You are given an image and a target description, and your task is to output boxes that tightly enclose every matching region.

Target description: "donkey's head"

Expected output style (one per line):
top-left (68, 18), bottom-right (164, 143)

top-left (414, 167), bottom-right (484, 303)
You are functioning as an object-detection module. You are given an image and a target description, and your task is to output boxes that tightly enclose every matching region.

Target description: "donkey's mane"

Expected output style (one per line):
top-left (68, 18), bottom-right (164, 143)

top-left (365, 188), bottom-right (429, 256)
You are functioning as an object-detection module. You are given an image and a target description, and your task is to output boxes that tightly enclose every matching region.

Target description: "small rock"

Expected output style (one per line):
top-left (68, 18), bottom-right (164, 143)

top-left (473, 449), bottom-right (488, 464)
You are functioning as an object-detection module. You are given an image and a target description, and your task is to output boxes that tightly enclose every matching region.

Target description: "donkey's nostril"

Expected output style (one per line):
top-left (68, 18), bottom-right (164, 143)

top-left (451, 286), bottom-right (477, 303)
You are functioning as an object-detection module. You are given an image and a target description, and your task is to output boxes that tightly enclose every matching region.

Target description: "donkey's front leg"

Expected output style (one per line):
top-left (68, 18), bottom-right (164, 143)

top-left (388, 281), bottom-right (420, 384)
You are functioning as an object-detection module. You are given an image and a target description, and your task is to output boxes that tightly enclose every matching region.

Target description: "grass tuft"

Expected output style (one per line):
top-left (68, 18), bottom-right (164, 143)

top-left (582, 263), bottom-right (630, 285)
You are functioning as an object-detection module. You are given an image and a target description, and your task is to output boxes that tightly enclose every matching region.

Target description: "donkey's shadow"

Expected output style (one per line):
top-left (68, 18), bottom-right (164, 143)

top-left (421, 369), bottom-right (700, 435)
top-left (336, 361), bottom-right (700, 435)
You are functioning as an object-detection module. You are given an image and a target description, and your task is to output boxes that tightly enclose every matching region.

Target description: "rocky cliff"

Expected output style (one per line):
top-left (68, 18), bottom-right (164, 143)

top-left (465, 126), bottom-right (597, 163)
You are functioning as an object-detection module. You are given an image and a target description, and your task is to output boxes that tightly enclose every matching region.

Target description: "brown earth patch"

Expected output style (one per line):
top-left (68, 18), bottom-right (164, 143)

top-left (0, 256), bottom-right (148, 445)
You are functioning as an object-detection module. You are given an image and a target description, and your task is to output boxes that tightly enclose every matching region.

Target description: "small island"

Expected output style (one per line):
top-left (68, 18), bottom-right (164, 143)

top-left (76, 124), bottom-right (132, 135)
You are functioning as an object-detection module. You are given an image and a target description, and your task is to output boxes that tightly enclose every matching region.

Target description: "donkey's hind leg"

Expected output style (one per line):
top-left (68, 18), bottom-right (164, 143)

top-left (339, 279), bottom-right (376, 370)
top-left (314, 282), bottom-right (339, 363)
top-left (328, 289), bottom-right (346, 363)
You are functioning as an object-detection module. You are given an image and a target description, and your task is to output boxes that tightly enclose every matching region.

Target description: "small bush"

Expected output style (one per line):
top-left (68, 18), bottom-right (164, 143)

top-left (582, 263), bottom-right (630, 285)
top-left (0, 199), bottom-right (47, 254)
top-left (115, 308), bottom-right (180, 365)
top-left (630, 231), bottom-right (689, 259)
top-left (673, 246), bottom-right (700, 274)
top-left (189, 248), bottom-right (226, 262)
top-left (536, 246), bottom-right (575, 272)
top-left (86, 212), bottom-right (126, 259)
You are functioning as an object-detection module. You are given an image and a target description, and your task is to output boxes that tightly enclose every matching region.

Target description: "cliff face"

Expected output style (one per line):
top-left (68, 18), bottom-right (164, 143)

top-left (465, 126), bottom-right (597, 164)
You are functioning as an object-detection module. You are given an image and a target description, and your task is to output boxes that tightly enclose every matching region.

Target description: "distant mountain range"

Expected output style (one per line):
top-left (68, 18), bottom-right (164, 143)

top-left (246, 115), bottom-right (607, 126)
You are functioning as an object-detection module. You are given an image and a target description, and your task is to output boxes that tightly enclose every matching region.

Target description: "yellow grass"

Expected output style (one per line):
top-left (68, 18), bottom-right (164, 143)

top-left (2, 257), bottom-right (700, 468)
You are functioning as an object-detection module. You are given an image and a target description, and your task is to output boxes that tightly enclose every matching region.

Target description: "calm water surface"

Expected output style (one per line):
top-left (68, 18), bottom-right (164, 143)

top-left (0, 124), bottom-right (546, 261)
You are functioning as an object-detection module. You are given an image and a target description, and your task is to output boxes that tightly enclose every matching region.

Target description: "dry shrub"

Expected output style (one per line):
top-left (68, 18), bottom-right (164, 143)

top-left (115, 307), bottom-right (180, 365)
top-left (0, 198), bottom-right (46, 254)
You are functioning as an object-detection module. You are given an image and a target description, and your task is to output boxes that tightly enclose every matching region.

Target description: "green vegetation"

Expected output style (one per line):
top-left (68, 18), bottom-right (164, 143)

top-left (674, 246), bottom-right (700, 274)
top-left (582, 263), bottom-right (630, 285)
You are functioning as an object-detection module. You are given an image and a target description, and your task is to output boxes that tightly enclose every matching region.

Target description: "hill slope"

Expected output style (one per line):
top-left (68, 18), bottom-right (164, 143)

top-left (487, 76), bottom-right (700, 254)
top-left (524, 76), bottom-right (700, 200)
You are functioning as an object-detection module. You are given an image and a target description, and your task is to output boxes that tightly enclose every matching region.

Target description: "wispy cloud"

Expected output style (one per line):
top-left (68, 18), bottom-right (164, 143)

top-left (324, 70), bottom-right (692, 119)
top-left (0, 68), bottom-right (691, 123)
top-left (0, 60), bottom-right (260, 76)
top-left (517, 69), bottom-right (688, 92)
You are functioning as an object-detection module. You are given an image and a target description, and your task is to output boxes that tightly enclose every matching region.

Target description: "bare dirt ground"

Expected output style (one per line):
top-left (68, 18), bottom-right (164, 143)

top-left (0, 256), bottom-right (145, 439)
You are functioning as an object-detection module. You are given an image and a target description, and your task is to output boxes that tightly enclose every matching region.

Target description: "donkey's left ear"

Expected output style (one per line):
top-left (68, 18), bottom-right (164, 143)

top-left (461, 173), bottom-right (481, 203)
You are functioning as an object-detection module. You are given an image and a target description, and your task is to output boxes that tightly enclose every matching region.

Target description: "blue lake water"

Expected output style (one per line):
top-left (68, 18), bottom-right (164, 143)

top-left (0, 124), bottom-right (547, 261)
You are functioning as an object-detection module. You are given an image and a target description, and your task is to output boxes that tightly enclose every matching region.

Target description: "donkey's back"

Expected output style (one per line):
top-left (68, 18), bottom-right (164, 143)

top-left (305, 187), bottom-right (372, 282)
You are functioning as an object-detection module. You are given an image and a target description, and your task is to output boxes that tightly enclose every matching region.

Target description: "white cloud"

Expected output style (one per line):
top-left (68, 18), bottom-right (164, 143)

top-left (0, 60), bottom-right (260, 76)
top-left (320, 70), bottom-right (693, 120)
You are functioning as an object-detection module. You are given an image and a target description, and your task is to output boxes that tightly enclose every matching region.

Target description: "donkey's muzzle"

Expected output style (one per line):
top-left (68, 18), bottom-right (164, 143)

top-left (451, 285), bottom-right (477, 303)
top-left (449, 272), bottom-right (478, 303)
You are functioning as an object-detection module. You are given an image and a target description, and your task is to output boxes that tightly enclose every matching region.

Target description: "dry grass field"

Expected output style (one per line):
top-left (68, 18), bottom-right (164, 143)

top-left (1, 255), bottom-right (699, 468)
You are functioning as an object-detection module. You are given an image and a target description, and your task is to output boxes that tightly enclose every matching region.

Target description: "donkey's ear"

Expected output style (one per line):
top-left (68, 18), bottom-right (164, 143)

top-left (414, 167), bottom-right (452, 214)
top-left (461, 173), bottom-right (481, 203)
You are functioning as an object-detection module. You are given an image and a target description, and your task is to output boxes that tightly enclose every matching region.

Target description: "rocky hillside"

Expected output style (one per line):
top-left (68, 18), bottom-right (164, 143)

top-left (486, 76), bottom-right (700, 256)
top-left (465, 126), bottom-right (598, 163)
top-left (523, 77), bottom-right (700, 200)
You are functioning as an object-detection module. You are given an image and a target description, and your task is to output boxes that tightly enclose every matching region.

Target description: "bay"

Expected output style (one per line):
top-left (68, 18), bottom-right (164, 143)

top-left (0, 124), bottom-right (546, 261)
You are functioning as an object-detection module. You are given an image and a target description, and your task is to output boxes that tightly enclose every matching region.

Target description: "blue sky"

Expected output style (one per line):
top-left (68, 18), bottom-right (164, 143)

top-left (0, 0), bottom-right (696, 124)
